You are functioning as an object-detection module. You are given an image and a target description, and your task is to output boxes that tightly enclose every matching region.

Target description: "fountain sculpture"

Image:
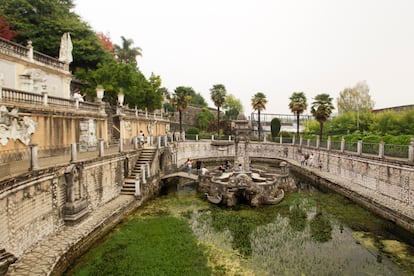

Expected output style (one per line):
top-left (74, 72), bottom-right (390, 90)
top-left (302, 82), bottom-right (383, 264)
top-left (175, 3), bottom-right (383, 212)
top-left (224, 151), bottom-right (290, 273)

top-left (199, 115), bottom-right (295, 207)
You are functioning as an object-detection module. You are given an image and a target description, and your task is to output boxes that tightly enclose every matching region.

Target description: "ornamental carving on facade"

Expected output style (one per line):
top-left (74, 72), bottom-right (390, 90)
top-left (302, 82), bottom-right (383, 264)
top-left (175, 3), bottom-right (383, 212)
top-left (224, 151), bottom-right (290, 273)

top-left (0, 106), bottom-right (38, 145)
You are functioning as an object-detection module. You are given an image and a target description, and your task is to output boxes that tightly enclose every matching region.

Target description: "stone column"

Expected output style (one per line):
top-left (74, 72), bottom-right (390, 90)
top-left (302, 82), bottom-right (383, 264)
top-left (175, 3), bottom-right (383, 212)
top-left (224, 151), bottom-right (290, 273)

top-left (70, 143), bottom-right (77, 162)
top-left (280, 135), bottom-right (283, 144)
top-left (0, 73), bottom-right (3, 100)
top-left (29, 144), bottom-right (39, 170)
top-left (357, 140), bottom-right (362, 155)
top-left (119, 117), bottom-right (124, 152)
top-left (42, 91), bottom-right (48, 106)
top-left (133, 136), bottom-right (138, 150)
top-left (196, 134), bottom-right (199, 141)
top-left (135, 177), bottom-right (141, 197)
top-left (340, 137), bottom-right (345, 152)
top-left (292, 136), bottom-right (295, 145)
top-left (157, 136), bottom-right (161, 148)
top-left (299, 135), bottom-right (303, 146)
top-left (98, 139), bottom-right (105, 157)
top-left (164, 135), bottom-right (168, 147)
top-left (378, 141), bottom-right (385, 159)
top-left (327, 136), bottom-right (331, 150)
top-left (316, 136), bottom-right (320, 149)
top-left (211, 135), bottom-right (214, 141)
top-left (141, 164), bottom-right (146, 184)
top-left (307, 139), bottom-right (310, 147)
top-left (409, 138), bottom-right (414, 162)
top-left (146, 162), bottom-right (151, 178)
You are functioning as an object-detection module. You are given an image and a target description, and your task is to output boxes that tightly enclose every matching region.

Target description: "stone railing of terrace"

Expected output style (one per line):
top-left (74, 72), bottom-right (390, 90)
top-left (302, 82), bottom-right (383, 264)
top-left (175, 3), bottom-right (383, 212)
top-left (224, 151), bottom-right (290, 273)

top-left (183, 134), bottom-right (414, 163)
top-left (0, 36), bottom-right (66, 71)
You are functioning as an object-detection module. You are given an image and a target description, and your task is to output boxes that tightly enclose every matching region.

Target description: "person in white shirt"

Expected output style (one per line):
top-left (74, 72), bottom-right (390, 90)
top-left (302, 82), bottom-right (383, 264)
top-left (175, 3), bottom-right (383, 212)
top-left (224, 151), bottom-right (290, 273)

top-left (201, 165), bottom-right (209, 176)
top-left (73, 89), bottom-right (84, 102)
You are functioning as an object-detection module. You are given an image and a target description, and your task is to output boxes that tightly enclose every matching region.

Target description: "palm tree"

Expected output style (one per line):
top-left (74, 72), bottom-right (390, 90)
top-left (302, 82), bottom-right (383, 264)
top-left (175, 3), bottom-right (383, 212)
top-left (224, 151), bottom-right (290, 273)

top-left (113, 36), bottom-right (142, 65)
top-left (310, 93), bottom-right (335, 142)
top-left (251, 92), bottom-right (268, 140)
top-left (288, 92), bottom-right (308, 137)
top-left (171, 86), bottom-right (192, 135)
top-left (210, 84), bottom-right (227, 136)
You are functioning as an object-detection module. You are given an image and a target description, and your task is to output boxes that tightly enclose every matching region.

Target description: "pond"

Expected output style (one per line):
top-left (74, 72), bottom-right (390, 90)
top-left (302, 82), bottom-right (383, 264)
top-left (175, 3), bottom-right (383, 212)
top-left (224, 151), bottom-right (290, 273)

top-left (65, 181), bottom-right (414, 275)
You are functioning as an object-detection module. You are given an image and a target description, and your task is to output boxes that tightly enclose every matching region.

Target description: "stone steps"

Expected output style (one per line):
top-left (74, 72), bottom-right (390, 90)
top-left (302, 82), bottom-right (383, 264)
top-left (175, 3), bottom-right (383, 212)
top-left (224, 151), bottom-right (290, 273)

top-left (121, 147), bottom-right (156, 196)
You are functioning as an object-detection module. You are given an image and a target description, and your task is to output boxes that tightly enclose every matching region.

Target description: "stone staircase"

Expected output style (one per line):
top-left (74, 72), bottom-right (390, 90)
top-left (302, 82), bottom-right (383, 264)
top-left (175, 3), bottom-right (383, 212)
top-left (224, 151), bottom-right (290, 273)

top-left (121, 147), bottom-right (156, 196)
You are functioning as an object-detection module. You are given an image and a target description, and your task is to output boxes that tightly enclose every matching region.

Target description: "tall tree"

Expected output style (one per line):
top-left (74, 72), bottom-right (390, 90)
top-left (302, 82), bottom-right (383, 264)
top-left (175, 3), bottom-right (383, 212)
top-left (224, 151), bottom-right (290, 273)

top-left (113, 36), bottom-right (142, 66)
top-left (288, 92), bottom-right (308, 137)
top-left (310, 93), bottom-right (335, 142)
top-left (210, 84), bottom-right (227, 136)
top-left (171, 86), bottom-right (193, 134)
top-left (251, 92), bottom-right (267, 140)
top-left (337, 81), bottom-right (374, 114)
top-left (223, 94), bottom-right (243, 120)
top-left (0, 0), bottom-right (113, 71)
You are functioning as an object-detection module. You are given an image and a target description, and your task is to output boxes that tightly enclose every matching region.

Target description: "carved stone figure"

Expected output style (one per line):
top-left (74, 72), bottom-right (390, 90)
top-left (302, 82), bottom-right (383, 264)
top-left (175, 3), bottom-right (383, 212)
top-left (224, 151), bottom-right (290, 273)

top-left (0, 106), bottom-right (38, 145)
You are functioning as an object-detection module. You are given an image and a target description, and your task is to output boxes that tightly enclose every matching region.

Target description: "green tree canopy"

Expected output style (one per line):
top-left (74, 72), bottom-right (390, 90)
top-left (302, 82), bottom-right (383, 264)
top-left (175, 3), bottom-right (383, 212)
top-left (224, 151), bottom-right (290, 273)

top-left (310, 93), bottom-right (335, 141)
top-left (113, 36), bottom-right (142, 66)
top-left (172, 86), bottom-right (193, 133)
top-left (197, 107), bottom-right (215, 131)
top-left (251, 92), bottom-right (268, 140)
top-left (337, 81), bottom-right (374, 114)
top-left (0, 0), bottom-right (113, 71)
top-left (289, 92), bottom-right (308, 136)
top-left (223, 94), bottom-right (243, 120)
top-left (210, 84), bottom-right (227, 136)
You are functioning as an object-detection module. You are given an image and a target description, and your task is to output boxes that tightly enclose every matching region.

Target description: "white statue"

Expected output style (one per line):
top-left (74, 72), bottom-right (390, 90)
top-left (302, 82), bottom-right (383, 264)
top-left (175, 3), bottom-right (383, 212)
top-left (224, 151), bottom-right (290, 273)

top-left (59, 32), bottom-right (73, 64)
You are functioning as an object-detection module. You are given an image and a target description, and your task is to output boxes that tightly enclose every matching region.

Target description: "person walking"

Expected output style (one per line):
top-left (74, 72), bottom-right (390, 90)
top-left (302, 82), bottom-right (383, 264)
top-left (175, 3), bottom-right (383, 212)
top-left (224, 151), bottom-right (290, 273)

top-left (186, 158), bottom-right (193, 175)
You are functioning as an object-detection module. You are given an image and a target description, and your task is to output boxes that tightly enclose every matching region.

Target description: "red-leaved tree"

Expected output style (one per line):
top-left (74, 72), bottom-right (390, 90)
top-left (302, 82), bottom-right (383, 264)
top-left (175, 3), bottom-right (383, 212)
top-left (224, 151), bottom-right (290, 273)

top-left (97, 32), bottom-right (113, 53)
top-left (0, 15), bottom-right (17, 40)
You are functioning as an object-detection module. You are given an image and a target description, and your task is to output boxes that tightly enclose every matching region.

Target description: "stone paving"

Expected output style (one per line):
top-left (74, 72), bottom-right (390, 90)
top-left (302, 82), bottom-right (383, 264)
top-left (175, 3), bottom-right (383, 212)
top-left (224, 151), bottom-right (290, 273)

top-left (3, 148), bottom-right (414, 275)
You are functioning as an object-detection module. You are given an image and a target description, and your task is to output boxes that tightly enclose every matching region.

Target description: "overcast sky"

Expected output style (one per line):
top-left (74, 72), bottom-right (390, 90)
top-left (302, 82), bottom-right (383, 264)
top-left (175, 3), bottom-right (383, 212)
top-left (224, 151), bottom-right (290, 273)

top-left (74, 0), bottom-right (414, 116)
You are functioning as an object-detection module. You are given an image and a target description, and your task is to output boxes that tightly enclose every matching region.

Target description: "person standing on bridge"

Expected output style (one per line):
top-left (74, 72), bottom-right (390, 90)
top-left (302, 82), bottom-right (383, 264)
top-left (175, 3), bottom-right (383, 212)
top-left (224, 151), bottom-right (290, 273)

top-left (186, 158), bottom-right (193, 175)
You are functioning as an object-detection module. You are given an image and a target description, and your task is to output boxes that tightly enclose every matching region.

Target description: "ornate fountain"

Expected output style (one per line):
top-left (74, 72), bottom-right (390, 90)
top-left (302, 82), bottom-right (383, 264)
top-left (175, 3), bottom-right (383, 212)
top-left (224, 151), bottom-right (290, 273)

top-left (199, 115), bottom-right (295, 207)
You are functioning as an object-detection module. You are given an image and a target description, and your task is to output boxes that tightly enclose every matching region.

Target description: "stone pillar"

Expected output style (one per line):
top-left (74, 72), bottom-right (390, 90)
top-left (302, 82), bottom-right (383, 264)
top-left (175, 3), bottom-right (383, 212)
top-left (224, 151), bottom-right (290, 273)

top-left (70, 143), bottom-right (77, 162)
top-left (211, 135), bottom-right (214, 141)
top-left (27, 40), bottom-right (34, 61)
top-left (292, 136), bottom-right (295, 145)
top-left (280, 135), bottom-right (283, 144)
top-left (146, 162), bottom-right (151, 178)
top-left (42, 91), bottom-right (48, 106)
top-left (340, 137), bottom-right (345, 152)
top-left (141, 164), bottom-right (146, 184)
top-left (164, 135), bottom-right (168, 147)
top-left (378, 141), bottom-right (385, 159)
top-left (316, 136), bottom-right (320, 149)
top-left (307, 139), bottom-right (310, 147)
top-left (327, 136), bottom-right (331, 150)
top-left (119, 117), bottom-right (124, 152)
top-left (157, 136), bottom-right (161, 148)
top-left (299, 135), bottom-right (303, 146)
top-left (0, 73), bottom-right (4, 100)
top-left (135, 178), bottom-right (141, 197)
top-left (357, 140), bottom-right (362, 155)
top-left (196, 134), bottom-right (199, 141)
top-left (98, 139), bottom-right (105, 157)
top-left (228, 135), bottom-right (231, 141)
top-left (409, 138), bottom-right (414, 162)
top-left (29, 144), bottom-right (39, 170)
top-left (133, 136), bottom-right (138, 150)
top-left (264, 135), bottom-right (267, 142)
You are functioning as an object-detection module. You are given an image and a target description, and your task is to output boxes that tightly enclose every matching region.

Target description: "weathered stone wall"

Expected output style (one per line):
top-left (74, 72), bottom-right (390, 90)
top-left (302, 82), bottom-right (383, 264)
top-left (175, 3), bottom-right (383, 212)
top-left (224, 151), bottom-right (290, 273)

top-left (0, 152), bottom-right (141, 258)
